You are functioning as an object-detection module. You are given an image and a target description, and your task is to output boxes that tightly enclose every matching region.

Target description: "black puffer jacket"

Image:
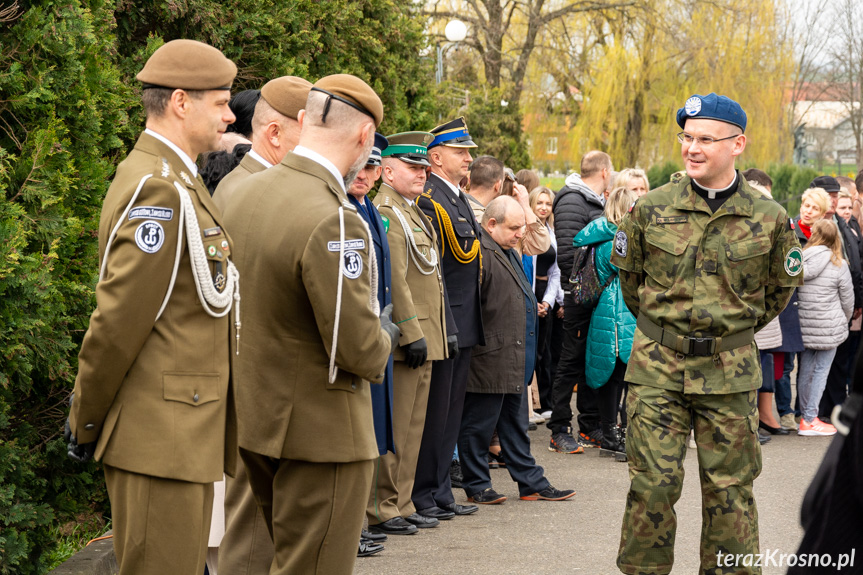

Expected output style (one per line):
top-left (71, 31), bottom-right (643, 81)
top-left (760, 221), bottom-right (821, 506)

top-left (835, 214), bottom-right (863, 310)
top-left (552, 173), bottom-right (605, 280)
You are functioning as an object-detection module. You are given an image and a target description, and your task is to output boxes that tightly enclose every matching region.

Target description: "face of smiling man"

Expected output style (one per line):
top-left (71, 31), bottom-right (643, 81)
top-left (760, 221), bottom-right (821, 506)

top-left (680, 118), bottom-right (746, 189)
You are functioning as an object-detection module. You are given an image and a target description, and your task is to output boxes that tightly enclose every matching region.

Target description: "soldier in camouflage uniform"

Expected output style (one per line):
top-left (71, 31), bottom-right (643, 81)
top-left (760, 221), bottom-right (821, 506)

top-left (611, 93), bottom-right (803, 575)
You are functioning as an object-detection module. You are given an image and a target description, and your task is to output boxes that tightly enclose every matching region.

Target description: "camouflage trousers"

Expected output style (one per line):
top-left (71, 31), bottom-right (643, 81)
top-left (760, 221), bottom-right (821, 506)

top-left (617, 384), bottom-right (762, 575)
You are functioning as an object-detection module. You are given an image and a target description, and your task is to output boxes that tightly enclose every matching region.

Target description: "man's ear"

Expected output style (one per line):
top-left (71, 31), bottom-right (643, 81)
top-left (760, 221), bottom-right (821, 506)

top-left (358, 121), bottom-right (374, 147)
top-left (267, 121), bottom-right (282, 147)
top-left (493, 180), bottom-right (502, 195)
top-left (297, 109), bottom-right (306, 128)
top-left (429, 150), bottom-right (443, 168)
top-left (169, 89), bottom-right (191, 119)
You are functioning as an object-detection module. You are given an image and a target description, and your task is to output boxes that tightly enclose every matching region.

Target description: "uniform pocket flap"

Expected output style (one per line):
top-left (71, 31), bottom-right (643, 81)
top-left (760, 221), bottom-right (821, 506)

top-left (414, 303), bottom-right (430, 319)
top-left (726, 237), bottom-right (771, 261)
top-left (163, 372), bottom-right (220, 406)
top-left (473, 330), bottom-right (504, 356)
top-left (645, 226), bottom-right (688, 255)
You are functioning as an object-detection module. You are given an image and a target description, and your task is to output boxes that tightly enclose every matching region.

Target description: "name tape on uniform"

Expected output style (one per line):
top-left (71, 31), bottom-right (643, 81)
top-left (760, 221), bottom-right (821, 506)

top-left (129, 206), bottom-right (174, 221)
top-left (328, 239), bottom-right (366, 252)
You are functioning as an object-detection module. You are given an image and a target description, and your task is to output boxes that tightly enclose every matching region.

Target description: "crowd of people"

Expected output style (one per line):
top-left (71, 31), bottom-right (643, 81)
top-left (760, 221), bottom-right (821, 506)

top-left (61, 38), bottom-right (859, 575)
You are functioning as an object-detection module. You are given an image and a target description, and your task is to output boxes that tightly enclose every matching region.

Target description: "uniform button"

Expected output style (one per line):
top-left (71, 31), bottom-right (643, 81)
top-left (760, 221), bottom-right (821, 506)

top-left (516, 386), bottom-right (522, 392)
top-left (530, 331), bottom-right (534, 335)
top-left (84, 423), bottom-right (95, 430)
top-left (193, 393), bottom-right (200, 403)
top-left (385, 287), bottom-right (389, 293)
top-left (516, 340), bottom-right (522, 345)
top-left (351, 382), bottom-right (357, 390)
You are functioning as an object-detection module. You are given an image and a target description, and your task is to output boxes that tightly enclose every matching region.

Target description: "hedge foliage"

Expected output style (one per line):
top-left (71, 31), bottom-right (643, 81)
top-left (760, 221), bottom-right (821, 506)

top-left (0, 1), bottom-right (442, 572)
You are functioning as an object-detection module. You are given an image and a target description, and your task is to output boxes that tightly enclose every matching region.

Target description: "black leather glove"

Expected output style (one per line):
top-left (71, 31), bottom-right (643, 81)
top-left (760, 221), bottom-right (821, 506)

top-left (401, 337), bottom-right (428, 369)
top-left (447, 334), bottom-right (459, 358)
top-left (64, 418), bottom-right (95, 463)
top-left (379, 303), bottom-right (400, 354)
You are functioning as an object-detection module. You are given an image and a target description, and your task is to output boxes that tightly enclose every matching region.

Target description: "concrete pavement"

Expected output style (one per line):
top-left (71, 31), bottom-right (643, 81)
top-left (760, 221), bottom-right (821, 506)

top-left (355, 421), bottom-right (831, 575)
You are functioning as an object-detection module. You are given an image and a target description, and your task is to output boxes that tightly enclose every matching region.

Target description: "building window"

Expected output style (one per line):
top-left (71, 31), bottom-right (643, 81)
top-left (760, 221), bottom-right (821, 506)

top-left (546, 137), bottom-right (558, 155)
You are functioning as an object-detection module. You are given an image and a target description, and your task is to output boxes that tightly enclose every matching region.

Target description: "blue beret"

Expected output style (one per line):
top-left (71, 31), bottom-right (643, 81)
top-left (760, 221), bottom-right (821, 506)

top-left (676, 93), bottom-right (747, 132)
top-left (366, 133), bottom-right (388, 166)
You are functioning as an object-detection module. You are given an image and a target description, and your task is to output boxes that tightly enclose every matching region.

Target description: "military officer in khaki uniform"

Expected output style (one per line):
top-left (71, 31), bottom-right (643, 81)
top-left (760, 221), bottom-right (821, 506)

top-left (367, 132), bottom-right (449, 534)
top-left (64, 40), bottom-right (240, 575)
top-left (214, 74), bottom-right (310, 575)
top-left (611, 93), bottom-right (803, 575)
top-left (222, 74), bottom-right (399, 575)
top-left (212, 75), bottom-right (310, 213)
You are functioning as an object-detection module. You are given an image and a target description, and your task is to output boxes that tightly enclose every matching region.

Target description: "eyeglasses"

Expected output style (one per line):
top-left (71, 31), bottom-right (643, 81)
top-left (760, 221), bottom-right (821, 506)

top-left (677, 132), bottom-right (740, 146)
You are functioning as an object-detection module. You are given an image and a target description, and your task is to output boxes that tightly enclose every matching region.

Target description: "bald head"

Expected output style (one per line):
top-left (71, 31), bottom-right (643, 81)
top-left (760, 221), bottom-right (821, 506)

top-left (483, 195), bottom-right (524, 249)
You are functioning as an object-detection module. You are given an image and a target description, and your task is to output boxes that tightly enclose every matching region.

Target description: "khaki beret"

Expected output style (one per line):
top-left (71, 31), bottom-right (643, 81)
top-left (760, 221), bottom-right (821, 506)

top-left (137, 39), bottom-right (237, 91)
top-left (260, 76), bottom-right (312, 120)
top-left (310, 74), bottom-right (384, 127)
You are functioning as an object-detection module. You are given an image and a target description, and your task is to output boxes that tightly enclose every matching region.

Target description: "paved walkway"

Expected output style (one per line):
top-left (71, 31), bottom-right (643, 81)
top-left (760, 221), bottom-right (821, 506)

top-left (355, 418), bottom-right (830, 575)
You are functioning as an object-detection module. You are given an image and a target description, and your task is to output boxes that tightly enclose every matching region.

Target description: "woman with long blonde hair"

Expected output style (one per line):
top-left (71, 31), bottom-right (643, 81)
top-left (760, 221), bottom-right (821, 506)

top-left (796, 219), bottom-right (854, 436)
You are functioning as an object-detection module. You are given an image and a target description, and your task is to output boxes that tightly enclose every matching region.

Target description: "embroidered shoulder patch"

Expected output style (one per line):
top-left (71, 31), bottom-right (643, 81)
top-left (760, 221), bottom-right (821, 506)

top-left (342, 250), bottom-right (363, 279)
top-left (135, 221), bottom-right (165, 254)
top-left (129, 206), bottom-right (174, 221)
top-left (784, 247), bottom-right (803, 276)
top-left (328, 239), bottom-right (366, 252)
top-left (614, 230), bottom-right (628, 257)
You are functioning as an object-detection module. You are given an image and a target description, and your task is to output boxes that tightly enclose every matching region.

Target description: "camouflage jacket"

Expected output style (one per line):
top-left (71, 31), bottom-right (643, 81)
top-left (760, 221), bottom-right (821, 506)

top-left (610, 173), bottom-right (803, 394)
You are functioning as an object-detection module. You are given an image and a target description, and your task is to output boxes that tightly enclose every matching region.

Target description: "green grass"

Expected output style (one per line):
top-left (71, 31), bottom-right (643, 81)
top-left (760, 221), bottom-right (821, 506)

top-left (45, 518), bottom-right (112, 570)
top-left (540, 177), bottom-right (566, 191)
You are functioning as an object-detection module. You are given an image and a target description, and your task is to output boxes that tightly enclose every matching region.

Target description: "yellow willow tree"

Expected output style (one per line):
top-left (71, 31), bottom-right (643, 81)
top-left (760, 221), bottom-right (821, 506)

top-left (566, 0), bottom-right (794, 170)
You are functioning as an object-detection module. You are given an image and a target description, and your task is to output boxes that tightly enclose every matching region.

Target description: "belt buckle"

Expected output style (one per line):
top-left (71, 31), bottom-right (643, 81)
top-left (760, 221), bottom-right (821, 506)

top-left (688, 336), bottom-right (716, 356)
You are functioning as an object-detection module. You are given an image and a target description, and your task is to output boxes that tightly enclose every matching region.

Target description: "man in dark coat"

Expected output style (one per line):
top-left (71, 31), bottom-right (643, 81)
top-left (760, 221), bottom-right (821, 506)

top-left (547, 151), bottom-right (613, 453)
top-left (458, 196), bottom-right (575, 504)
top-left (413, 116), bottom-right (481, 519)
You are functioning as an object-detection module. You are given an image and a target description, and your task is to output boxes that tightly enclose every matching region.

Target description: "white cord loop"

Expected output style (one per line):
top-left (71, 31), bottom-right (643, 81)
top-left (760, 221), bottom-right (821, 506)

top-left (391, 205), bottom-right (438, 275)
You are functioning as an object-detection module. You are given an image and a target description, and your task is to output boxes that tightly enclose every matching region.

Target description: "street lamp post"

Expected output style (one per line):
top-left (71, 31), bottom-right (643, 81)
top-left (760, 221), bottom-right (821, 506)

top-left (436, 19), bottom-right (467, 84)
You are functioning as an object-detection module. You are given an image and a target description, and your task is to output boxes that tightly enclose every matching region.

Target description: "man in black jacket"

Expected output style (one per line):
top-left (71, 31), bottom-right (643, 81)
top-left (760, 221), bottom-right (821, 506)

top-left (547, 151), bottom-right (614, 453)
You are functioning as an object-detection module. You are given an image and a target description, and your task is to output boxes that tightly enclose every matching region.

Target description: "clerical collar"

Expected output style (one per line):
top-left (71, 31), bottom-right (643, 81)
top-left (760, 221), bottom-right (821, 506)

top-left (692, 172), bottom-right (738, 200)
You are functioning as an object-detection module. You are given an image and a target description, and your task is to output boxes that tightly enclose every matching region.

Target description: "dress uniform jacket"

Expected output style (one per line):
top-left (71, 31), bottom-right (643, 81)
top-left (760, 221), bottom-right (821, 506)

top-left (222, 151), bottom-right (392, 462)
top-left (612, 174), bottom-right (803, 394)
top-left (417, 172), bottom-right (483, 348)
top-left (349, 193), bottom-right (395, 455)
top-left (70, 131), bottom-right (235, 483)
top-left (212, 153), bottom-right (267, 213)
top-left (374, 184), bottom-right (447, 360)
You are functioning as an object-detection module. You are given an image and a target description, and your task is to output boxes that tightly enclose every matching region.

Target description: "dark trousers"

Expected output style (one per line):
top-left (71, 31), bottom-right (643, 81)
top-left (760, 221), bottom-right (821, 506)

top-left (775, 351), bottom-right (796, 417)
top-left (458, 388), bottom-right (549, 498)
top-left (412, 348), bottom-right (472, 510)
top-left (534, 279), bottom-right (554, 412)
top-left (820, 330), bottom-right (862, 419)
top-left (547, 291), bottom-right (598, 434)
top-left (597, 360), bottom-right (627, 428)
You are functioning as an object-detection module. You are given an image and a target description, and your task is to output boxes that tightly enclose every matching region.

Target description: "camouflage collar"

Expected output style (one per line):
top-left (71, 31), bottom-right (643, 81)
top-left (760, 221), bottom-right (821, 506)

top-left (670, 173), bottom-right (755, 218)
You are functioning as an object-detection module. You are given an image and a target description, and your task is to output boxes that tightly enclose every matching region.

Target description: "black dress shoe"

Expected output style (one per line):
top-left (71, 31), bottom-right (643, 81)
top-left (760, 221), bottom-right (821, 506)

top-left (368, 516), bottom-right (418, 535)
top-left (416, 505), bottom-right (456, 520)
top-left (358, 538), bottom-right (384, 557)
top-left (404, 512), bottom-right (439, 528)
top-left (441, 502), bottom-right (478, 515)
top-left (759, 420), bottom-right (790, 435)
top-left (362, 528), bottom-right (387, 542)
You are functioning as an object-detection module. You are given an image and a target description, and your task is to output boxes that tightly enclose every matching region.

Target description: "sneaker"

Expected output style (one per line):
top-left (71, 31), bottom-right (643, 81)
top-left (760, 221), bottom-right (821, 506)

top-left (530, 411), bottom-right (546, 424)
top-left (520, 485), bottom-right (576, 501)
top-left (578, 428), bottom-right (601, 448)
top-left (549, 429), bottom-right (584, 454)
top-left (798, 418), bottom-right (837, 436)
top-left (780, 413), bottom-right (797, 430)
top-left (540, 410), bottom-right (552, 419)
top-left (528, 420), bottom-right (538, 431)
top-left (467, 487), bottom-right (507, 504)
top-left (449, 459), bottom-right (463, 488)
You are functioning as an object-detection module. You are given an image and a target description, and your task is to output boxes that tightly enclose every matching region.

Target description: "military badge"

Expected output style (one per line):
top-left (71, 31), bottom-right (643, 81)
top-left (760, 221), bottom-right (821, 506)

top-left (614, 230), bottom-right (628, 257)
top-left (784, 246), bottom-right (803, 276)
top-left (203, 226), bottom-right (222, 237)
top-left (342, 250), bottom-right (363, 279)
top-left (208, 245), bottom-right (217, 257)
top-left (179, 171), bottom-right (194, 187)
top-left (134, 221), bottom-right (165, 254)
top-left (381, 215), bottom-right (390, 233)
top-left (685, 96), bottom-right (702, 116)
top-left (213, 271), bottom-right (226, 291)
top-left (221, 240), bottom-right (229, 250)
top-left (160, 158), bottom-right (170, 177)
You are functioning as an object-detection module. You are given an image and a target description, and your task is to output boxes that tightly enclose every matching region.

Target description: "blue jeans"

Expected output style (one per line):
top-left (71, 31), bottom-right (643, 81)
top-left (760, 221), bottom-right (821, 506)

top-left (798, 348), bottom-right (838, 423)
top-left (774, 352), bottom-right (796, 417)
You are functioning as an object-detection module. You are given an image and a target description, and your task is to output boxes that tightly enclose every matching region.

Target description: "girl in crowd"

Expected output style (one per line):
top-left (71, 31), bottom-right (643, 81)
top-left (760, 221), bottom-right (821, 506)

top-left (797, 219), bottom-right (854, 436)
top-left (575, 186), bottom-right (638, 459)
top-left (614, 168), bottom-right (649, 198)
top-left (527, 186), bottom-right (563, 418)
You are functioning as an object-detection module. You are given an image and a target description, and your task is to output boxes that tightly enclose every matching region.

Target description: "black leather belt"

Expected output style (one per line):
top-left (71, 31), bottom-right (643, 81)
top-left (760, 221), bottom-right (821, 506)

top-left (636, 314), bottom-right (754, 357)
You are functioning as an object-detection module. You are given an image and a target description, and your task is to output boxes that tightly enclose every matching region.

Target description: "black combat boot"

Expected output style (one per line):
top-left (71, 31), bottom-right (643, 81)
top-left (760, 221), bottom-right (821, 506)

top-left (599, 422), bottom-right (626, 461)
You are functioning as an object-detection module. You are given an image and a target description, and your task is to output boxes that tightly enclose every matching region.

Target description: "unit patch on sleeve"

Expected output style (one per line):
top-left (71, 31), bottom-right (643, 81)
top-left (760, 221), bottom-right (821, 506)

top-left (129, 206), bottom-right (174, 221)
top-left (784, 246), bottom-right (803, 276)
top-left (342, 250), bottom-right (363, 279)
top-left (328, 239), bottom-right (366, 252)
top-left (135, 221), bottom-right (165, 254)
top-left (614, 230), bottom-right (628, 257)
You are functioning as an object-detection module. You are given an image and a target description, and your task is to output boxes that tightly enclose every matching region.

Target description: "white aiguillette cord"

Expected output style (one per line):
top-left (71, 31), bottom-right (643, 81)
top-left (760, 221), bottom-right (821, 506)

top-left (329, 205), bottom-right (378, 383)
top-left (391, 205), bottom-right (438, 275)
top-left (101, 175), bottom-right (241, 354)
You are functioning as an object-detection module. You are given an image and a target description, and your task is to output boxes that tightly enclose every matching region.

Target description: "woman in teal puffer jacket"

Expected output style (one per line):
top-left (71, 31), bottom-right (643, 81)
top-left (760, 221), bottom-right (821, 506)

top-left (573, 186), bottom-right (637, 459)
